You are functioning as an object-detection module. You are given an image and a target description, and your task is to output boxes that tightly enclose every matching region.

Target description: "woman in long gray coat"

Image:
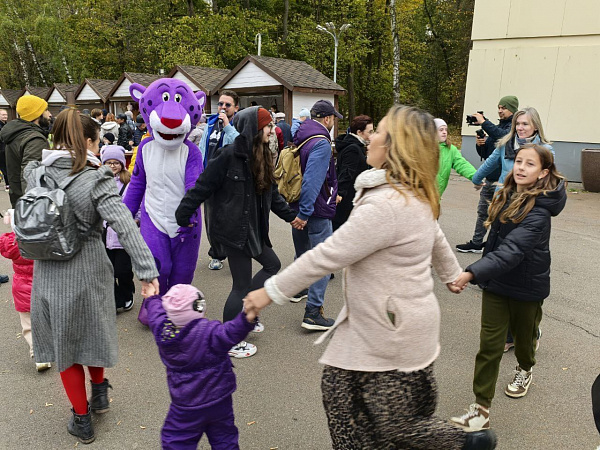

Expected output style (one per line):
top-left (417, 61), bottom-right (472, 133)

top-left (26, 109), bottom-right (159, 444)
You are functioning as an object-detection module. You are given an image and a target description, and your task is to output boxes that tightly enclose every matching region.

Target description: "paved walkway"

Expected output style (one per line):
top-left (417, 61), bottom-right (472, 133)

top-left (0, 177), bottom-right (598, 449)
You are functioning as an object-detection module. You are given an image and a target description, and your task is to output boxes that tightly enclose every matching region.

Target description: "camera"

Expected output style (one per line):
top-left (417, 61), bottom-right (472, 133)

top-left (466, 111), bottom-right (485, 126)
top-left (476, 129), bottom-right (486, 139)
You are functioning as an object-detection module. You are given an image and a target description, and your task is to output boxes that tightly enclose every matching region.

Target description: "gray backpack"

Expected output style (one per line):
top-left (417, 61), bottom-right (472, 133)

top-left (14, 166), bottom-right (91, 261)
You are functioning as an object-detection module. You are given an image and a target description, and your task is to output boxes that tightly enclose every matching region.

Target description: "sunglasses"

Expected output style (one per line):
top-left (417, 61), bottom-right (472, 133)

top-left (218, 102), bottom-right (233, 108)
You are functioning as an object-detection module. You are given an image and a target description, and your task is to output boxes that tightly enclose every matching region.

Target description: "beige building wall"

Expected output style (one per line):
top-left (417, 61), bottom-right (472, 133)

top-left (461, 0), bottom-right (600, 180)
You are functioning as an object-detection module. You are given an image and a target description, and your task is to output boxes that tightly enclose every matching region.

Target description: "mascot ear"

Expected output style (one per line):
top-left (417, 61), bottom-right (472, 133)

top-left (130, 83), bottom-right (146, 102)
top-left (195, 91), bottom-right (207, 113)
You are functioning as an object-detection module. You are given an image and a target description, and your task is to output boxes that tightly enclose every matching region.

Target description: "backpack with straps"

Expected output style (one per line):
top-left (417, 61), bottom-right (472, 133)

top-left (274, 135), bottom-right (329, 203)
top-left (14, 166), bottom-right (92, 261)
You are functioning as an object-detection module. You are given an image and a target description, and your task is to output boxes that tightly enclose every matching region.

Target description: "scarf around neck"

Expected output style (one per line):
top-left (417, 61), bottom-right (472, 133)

top-left (505, 133), bottom-right (538, 160)
top-left (41, 149), bottom-right (102, 168)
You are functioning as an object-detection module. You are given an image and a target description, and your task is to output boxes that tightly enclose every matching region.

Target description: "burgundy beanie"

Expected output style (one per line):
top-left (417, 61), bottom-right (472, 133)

top-left (162, 284), bottom-right (206, 327)
top-left (257, 107), bottom-right (272, 130)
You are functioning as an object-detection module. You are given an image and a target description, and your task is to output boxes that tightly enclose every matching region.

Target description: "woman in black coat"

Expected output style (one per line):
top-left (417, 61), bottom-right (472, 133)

top-left (333, 115), bottom-right (373, 231)
top-left (176, 107), bottom-right (302, 358)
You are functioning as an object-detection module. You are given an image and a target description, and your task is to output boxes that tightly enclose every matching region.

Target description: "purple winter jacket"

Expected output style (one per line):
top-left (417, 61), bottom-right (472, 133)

top-left (145, 295), bottom-right (254, 408)
top-left (291, 119), bottom-right (338, 220)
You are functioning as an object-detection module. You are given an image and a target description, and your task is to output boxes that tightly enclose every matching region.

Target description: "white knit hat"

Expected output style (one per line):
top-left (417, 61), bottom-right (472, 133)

top-left (434, 118), bottom-right (447, 129)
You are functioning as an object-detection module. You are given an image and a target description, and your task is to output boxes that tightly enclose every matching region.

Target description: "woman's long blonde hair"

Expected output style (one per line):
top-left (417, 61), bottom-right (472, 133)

top-left (383, 105), bottom-right (440, 218)
top-left (485, 144), bottom-right (565, 227)
top-left (496, 107), bottom-right (552, 149)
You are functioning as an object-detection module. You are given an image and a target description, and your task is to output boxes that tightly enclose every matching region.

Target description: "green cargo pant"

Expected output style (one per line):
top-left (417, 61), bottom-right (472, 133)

top-left (473, 290), bottom-right (543, 408)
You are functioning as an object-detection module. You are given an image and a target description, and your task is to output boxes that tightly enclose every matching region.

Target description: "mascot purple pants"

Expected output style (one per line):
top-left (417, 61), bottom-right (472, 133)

top-left (124, 79), bottom-right (206, 294)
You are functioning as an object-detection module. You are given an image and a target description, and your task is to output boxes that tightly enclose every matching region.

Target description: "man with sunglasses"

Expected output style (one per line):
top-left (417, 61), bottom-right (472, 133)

top-left (198, 90), bottom-right (240, 271)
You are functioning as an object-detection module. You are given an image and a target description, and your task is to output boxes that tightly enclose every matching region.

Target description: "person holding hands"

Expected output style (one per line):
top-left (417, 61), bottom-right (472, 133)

top-left (450, 144), bottom-right (566, 431)
top-left (244, 105), bottom-right (497, 450)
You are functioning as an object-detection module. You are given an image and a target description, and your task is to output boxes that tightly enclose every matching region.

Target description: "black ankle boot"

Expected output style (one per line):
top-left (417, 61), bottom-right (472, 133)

top-left (90, 378), bottom-right (112, 414)
top-left (463, 429), bottom-right (497, 450)
top-left (67, 406), bottom-right (95, 444)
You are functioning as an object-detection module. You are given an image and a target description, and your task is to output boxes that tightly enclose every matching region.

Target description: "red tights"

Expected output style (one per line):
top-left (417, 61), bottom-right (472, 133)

top-left (60, 364), bottom-right (104, 414)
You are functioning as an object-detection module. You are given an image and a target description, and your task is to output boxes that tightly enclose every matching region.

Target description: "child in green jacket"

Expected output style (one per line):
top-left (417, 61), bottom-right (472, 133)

top-left (435, 118), bottom-right (476, 195)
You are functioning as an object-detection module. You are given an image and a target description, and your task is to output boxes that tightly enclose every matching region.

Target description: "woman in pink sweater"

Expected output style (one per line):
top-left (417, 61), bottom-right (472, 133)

top-left (245, 106), bottom-right (497, 450)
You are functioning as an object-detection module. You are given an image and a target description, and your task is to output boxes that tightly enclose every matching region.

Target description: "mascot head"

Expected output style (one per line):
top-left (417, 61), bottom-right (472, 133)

top-left (130, 78), bottom-right (206, 149)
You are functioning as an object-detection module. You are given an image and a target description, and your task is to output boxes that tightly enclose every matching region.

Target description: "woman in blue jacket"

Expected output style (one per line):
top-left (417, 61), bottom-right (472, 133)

top-left (472, 107), bottom-right (552, 191)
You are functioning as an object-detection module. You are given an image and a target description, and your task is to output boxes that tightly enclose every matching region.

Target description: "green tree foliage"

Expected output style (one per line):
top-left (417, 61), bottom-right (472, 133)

top-left (0, 0), bottom-right (474, 125)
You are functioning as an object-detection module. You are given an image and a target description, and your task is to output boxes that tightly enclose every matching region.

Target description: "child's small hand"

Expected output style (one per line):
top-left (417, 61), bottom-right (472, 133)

top-left (141, 278), bottom-right (160, 298)
top-left (243, 288), bottom-right (272, 322)
top-left (452, 271), bottom-right (474, 291)
top-left (446, 282), bottom-right (462, 294)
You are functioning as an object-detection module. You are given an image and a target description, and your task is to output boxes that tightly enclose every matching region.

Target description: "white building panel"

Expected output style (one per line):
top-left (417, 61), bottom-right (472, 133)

top-left (0, 94), bottom-right (8, 107)
top-left (223, 62), bottom-right (281, 89)
top-left (112, 79), bottom-right (132, 98)
top-left (47, 88), bottom-right (66, 103)
top-left (292, 92), bottom-right (335, 138)
top-left (172, 71), bottom-right (200, 92)
top-left (77, 83), bottom-right (100, 101)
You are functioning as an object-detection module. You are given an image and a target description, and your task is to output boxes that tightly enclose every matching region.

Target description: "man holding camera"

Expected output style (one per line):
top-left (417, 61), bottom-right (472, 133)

top-left (456, 95), bottom-right (518, 253)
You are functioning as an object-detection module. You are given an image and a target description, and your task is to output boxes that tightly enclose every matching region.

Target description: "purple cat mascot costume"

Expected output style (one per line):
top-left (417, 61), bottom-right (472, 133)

top-left (124, 79), bottom-right (205, 295)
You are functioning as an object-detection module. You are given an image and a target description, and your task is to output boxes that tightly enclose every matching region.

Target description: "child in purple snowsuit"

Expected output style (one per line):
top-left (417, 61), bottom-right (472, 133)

top-left (145, 284), bottom-right (255, 449)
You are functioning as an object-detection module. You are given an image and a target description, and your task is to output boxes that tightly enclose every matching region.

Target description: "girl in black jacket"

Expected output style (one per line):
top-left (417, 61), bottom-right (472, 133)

top-left (176, 107), bottom-right (302, 358)
top-left (450, 144), bottom-right (566, 432)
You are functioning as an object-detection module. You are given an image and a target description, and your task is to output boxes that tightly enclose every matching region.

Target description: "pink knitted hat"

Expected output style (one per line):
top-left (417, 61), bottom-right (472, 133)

top-left (162, 284), bottom-right (206, 327)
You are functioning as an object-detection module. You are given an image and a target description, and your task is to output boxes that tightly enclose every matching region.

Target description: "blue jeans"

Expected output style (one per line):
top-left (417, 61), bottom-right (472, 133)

top-left (291, 216), bottom-right (332, 308)
top-left (471, 181), bottom-right (496, 246)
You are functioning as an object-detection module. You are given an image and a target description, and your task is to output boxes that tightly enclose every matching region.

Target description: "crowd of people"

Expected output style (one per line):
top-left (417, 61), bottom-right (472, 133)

top-left (0, 87), bottom-right (567, 449)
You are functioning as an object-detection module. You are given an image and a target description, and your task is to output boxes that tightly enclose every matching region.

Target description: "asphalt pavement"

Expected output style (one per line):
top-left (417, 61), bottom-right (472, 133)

top-left (0, 175), bottom-right (598, 449)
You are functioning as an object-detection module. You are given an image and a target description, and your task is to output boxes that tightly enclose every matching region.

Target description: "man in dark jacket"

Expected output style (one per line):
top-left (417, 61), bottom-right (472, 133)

top-left (133, 114), bottom-right (146, 147)
top-left (289, 100), bottom-right (341, 331)
top-left (275, 112), bottom-right (292, 146)
top-left (333, 114), bottom-right (373, 231)
top-left (0, 109), bottom-right (8, 187)
top-left (457, 95), bottom-right (518, 253)
top-left (0, 95), bottom-right (50, 208)
top-left (116, 113), bottom-right (133, 151)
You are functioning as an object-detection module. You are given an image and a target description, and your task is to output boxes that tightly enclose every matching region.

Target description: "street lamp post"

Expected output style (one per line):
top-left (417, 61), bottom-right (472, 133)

top-left (316, 22), bottom-right (351, 83)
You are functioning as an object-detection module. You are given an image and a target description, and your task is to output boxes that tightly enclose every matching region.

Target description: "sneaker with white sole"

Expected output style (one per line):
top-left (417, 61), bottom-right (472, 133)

top-left (208, 259), bottom-right (224, 270)
top-left (503, 341), bottom-right (514, 353)
top-left (456, 241), bottom-right (484, 253)
top-left (505, 365), bottom-right (532, 398)
top-left (535, 327), bottom-right (542, 351)
top-left (36, 362), bottom-right (52, 372)
top-left (123, 298), bottom-right (135, 311)
top-left (301, 306), bottom-right (334, 331)
top-left (450, 403), bottom-right (490, 431)
top-left (290, 292), bottom-right (308, 303)
top-left (228, 341), bottom-right (257, 358)
top-left (252, 321), bottom-right (264, 333)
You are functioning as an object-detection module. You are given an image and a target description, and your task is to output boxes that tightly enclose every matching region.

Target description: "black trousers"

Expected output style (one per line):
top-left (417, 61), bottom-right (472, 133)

top-left (222, 244), bottom-right (281, 322)
top-left (321, 364), bottom-right (466, 449)
top-left (106, 248), bottom-right (134, 309)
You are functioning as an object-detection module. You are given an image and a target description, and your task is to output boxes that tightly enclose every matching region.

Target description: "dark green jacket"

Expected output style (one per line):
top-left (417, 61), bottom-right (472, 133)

top-left (0, 119), bottom-right (48, 207)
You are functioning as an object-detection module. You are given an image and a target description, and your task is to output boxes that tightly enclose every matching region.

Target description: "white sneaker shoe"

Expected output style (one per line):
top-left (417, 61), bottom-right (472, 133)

top-left (208, 259), bottom-right (224, 270)
top-left (252, 321), bottom-right (264, 333)
top-left (505, 365), bottom-right (532, 398)
top-left (228, 341), bottom-right (257, 358)
top-left (450, 403), bottom-right (490, 431)
top-left (36, 362), bottom-right (52, 372)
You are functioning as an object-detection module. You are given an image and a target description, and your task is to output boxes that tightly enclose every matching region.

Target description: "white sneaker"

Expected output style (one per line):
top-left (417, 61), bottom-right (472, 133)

top-left (228, 341), bottom-right (257, 358)
top-left (208, 259), bottom-right (224, 270)
top-left (505, 365), bottom-right (532, 398)
top-left (252, 321), bottom-right (264, 333)
top-left (450, 403), bottom-right (490, 431)
top-left (36, 362), bottom-right (52, 372)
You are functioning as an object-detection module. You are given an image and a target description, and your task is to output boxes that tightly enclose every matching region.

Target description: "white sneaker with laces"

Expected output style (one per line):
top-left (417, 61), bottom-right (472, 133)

top-left (505, 365), bottom-right (532, 398)
top-left (228, 341), bottom-right (257, 358)
top-left (450, 403), bottom-right (490, 431)
top-left (252, 321), bottom-right (264, 333)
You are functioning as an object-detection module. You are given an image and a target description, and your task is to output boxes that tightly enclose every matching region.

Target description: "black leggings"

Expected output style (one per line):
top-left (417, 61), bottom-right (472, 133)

top-left (223, 244), bottom-right (281, 322)
top-left (106, 248), bottom-right (134, 309)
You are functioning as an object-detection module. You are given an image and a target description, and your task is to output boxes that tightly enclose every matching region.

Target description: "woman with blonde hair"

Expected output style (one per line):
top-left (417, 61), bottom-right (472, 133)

top-left (26, 108), bottom-right (158, 444)
top-left (471, 107), bottom-right (552, 190)
top-left (244, 105), bottom-right (497, 449)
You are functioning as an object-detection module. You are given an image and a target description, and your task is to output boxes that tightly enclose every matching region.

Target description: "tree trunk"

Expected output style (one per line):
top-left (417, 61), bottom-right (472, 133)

top-left (187, 0), bottom-right (194, 16)
top-left (62, 55), bottom-right (74, 84)
top-left (13, 40), bottom-right (30, 86)
top-left (347, 63), bottom-right (355, 120)
top-left (390, 0), bottom-right (400, 104)
top-left (282, 0), bottom-right (289, 48)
